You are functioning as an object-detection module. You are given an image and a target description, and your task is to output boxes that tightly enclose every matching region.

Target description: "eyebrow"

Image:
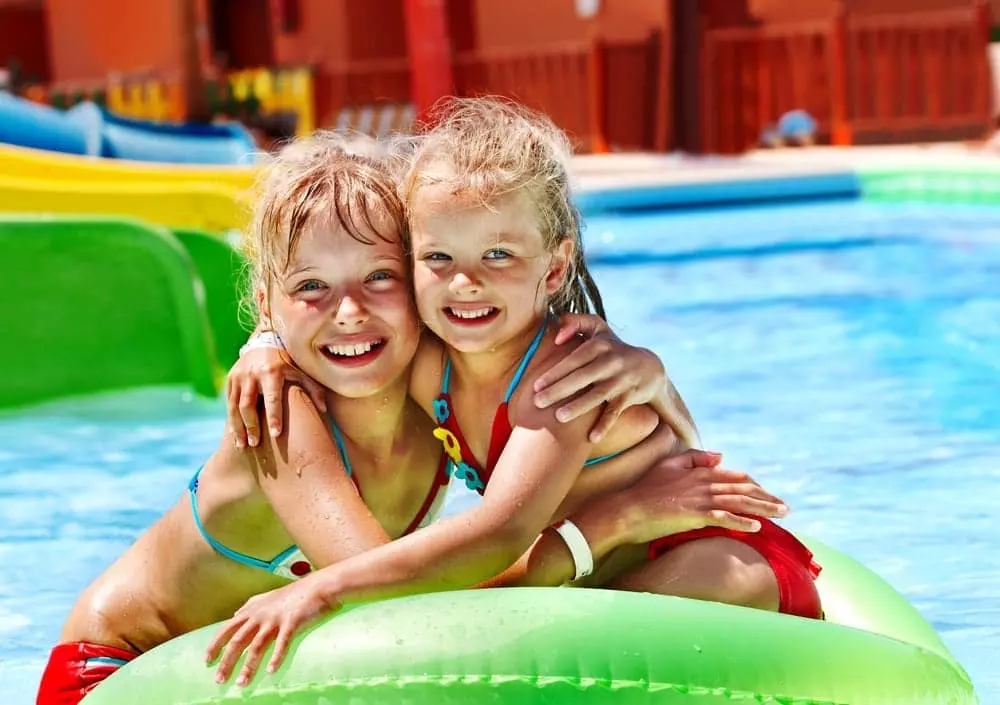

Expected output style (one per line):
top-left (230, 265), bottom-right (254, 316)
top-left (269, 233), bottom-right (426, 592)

top-left (285, 265), bottom-right (316, 277)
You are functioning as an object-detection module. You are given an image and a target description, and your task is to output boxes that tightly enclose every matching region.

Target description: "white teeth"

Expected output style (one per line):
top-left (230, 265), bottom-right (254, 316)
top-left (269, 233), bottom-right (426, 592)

top-left (327, 341), bottom-right (379, 357)
top-left (450, 307), bottom-right (493, 319)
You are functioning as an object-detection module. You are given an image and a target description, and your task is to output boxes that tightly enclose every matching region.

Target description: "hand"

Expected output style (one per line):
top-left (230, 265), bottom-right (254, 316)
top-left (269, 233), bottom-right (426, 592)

top-left (225, 347), bottom-right (327, 447)
top-left (534, 314), bottom-right (664, 443)
top-left (620, 449), bottom-right (789, 543)
top-left (205, 578), bottom-right (338, 686)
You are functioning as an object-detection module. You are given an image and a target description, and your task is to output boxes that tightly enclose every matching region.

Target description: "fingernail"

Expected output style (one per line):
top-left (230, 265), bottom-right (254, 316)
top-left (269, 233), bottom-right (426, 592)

top-left (237, 675), bottom-right (247, 687)
top-left (248, 435), bottom-right (258, 447)
top-left (750, 521), bottom-right (762, 532)
top-left (270, 426), bottom-right (279, 437)
top-left (589, 431), bottom-right (603, 443)
top-left (778, 505), bottom-right (790, 516)
top-left (234, 439), bottom-right (244, 450)
top-left (216, 674), bottom-right (225, 684)
top-left (535, 396), bottom-right (549, 409)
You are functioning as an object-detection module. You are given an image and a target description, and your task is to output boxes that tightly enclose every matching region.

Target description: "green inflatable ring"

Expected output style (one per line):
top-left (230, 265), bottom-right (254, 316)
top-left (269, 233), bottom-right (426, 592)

top-left (81, 535), bottom-right (977, 704)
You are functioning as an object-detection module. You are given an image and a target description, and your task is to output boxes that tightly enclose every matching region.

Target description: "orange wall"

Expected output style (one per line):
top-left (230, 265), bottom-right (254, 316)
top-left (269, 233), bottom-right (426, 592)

top-left (463, 0), bottom-right (668, 51)
top-left (705, 0), bottom-right (981, 27)
top-left (0, 4), bottom-right (50, 81)
top-left (44, 0), bottom-right (183, 83)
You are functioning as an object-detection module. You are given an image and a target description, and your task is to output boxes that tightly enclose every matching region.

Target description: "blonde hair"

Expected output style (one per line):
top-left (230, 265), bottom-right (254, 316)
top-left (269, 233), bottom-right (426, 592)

top-left (404, 97), bottom-right (605, 318)
top-left (243, 130), bottom-right (409, 322)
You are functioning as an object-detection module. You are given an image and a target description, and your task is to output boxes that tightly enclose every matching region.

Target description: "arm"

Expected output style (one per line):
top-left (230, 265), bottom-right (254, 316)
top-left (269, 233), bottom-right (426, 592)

top-left (484, 448), bottom-right (789, 589)
top-left (208, 384), bottom-right (608, 684)
top-left (301, 398), bottom-right (600, 602)
top-left (239, 386), bottom-right (391, 566)
top-left (534, 314), bottom-right (700, 446)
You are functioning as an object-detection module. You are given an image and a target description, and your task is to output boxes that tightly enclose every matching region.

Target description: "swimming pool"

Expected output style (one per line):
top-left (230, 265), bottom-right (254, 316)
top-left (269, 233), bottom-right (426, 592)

top-left (1, 201), bottom-right (995, 703)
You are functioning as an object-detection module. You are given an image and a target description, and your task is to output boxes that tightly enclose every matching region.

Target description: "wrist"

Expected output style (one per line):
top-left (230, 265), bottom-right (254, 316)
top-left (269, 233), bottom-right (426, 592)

top-left (570, 491), bottom-right (642, 555)
top-left (239, 330), bottom-right (285, 357)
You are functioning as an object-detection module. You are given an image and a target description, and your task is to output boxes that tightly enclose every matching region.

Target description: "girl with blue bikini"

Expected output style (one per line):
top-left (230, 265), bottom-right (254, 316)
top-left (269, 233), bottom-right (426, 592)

top-left (37, 131), bottom-right (767, 704)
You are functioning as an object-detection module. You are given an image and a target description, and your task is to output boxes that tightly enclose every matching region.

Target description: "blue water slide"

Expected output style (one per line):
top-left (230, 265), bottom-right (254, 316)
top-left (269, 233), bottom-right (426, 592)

top-left (100, 111), bottom-right (258, 165)
top-left (0, 91), bottom-right (258, 165)
top-left (0, 91), bottom-right (103, 155)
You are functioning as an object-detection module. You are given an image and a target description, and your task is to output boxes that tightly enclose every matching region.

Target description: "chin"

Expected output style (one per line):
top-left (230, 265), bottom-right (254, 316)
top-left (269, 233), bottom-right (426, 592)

top-left (325, 374), bottom-right (391, 399)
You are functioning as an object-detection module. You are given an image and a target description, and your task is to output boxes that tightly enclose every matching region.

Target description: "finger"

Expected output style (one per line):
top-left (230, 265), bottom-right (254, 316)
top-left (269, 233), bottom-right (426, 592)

top-left (705, 467), bottom-right (754, 484)
top-left (731, 482), bottom-right (786, 508)
top-left (260, 374), bottom-right (285, 439)
top-left (715, 494), bottom-right (788, 519)
top-left (553, 315), bottom-right (588, 345)
top-left (588, 398), bottom-right (627, 443)
top-left (706, 509), bottom-right (761, 533)
top-left (553, 381), bottom-right (619, 423)
top-left (226, 379), bottom-right (249, 450)
top-left (533, 342), bottom-right (603, 395)
top-left (302, 376), bottom-right (328, 413)
top-left (205, 617), bottom-right (245, 665)
top-left (677, 449), bottom-right (724, 469)
top-left (238, 379), bottom-right (262, 448)
top-left (236, 625), bottom-right (279, 687)
top-left (266, 624), bottom-right (295, 674)
top-left (213, 621), bottom-right (257, 683)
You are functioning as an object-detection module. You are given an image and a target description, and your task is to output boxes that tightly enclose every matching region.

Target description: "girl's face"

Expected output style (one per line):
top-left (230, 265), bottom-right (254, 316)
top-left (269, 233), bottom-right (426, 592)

top-left (410, 186), bottom-right (572, 354)
top-left (265, 216), bottom-right (419, 398)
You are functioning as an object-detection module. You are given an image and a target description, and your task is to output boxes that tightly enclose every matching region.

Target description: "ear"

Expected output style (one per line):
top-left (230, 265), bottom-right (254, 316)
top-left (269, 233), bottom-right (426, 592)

top-left (544, 236), bottom-right (574, 297)
top-left (255, 286), bottom-right (274, 329)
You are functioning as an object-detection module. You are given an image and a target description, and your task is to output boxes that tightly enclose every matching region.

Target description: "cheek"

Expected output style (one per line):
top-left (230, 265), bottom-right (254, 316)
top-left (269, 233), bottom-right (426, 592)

top-left (411, 266), bottom-right (439, 310)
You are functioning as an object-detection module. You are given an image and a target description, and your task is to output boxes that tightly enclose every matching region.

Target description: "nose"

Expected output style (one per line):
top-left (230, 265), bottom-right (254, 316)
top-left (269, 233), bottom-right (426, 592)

top-left (449, 270), bottom-right (482, 296)
top-left (334, 295), bottom-right (369, 328)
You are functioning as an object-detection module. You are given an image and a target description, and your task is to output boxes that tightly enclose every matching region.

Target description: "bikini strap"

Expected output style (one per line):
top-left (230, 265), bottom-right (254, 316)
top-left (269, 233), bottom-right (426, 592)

top-left (187, 466), bottom-right (271, 571)
top-left (327, 416), bottom-right (354, 477)
top-left (504, 316), bottom-right (549, 402)
top-left (438, 315), bottom-right (547, 401)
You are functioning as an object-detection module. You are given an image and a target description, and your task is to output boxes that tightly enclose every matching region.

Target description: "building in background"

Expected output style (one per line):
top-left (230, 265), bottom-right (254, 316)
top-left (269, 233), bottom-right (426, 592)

top-left (0, 0), bottom-right (996, 154)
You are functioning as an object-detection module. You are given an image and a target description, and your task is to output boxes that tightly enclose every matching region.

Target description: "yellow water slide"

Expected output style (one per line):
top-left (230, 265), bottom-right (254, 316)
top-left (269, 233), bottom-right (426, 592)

top-left (0, 142), bottom-right (257, 190)
top-left (0, 144), bottom-right (256, 232)
top-left (0, 174), bottom-right (248, 232)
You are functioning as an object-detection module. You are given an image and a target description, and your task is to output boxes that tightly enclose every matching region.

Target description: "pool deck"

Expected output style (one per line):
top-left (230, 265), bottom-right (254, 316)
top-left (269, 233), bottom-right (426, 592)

top-left (570, 143), bottom-right (1000, 194)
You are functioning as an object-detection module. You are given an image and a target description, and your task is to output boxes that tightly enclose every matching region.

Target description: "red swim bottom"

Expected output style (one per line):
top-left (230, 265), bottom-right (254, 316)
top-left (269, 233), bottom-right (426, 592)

top-left (36, 642), bottom-right (136, 705)
top-left (647, 517), bottom-right (824, 620)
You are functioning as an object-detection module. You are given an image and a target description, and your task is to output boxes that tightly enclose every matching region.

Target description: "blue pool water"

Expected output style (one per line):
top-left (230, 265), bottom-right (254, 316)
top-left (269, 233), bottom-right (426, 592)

top-left (2, 201), bottom-right (997, 703)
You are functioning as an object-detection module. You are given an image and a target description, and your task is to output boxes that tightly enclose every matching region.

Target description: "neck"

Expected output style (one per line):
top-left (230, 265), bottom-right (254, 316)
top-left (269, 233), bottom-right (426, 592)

top-left (324, 376), bottom-right (410, 464)
top-left (448, 315), bottom-right (549, 394)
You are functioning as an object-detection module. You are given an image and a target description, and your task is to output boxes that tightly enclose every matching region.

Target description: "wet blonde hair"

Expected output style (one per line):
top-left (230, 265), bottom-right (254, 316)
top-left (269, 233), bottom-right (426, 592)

top-left (242, 130), bottom-right (409, 323)
top-left (403, 97), bottom-right (605, 318)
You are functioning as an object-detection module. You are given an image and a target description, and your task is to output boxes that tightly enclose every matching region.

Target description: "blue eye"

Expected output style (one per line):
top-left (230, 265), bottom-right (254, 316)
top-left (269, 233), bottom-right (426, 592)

top-left (367, 270), bottom-right (393, 282)
top-left (484, 249), bottom-right (511, 260)
top-left (299, 280), bottom-right (325, 292)
top-left (424, 252), bottom-right (451, 262)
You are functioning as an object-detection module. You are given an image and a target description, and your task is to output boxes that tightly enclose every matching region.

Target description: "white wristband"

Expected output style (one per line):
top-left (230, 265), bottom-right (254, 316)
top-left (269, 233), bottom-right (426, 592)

top-left (552, 519), bottom-right (594, 581)
top-left (239, 331), bottom-right (284, 358)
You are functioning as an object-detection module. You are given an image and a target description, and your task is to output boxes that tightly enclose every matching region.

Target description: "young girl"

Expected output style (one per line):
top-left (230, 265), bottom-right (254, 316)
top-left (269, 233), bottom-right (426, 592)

top-left (206, 99), bottom-right (815, 686)
top-left (37, 131), bottom-right (768, 705)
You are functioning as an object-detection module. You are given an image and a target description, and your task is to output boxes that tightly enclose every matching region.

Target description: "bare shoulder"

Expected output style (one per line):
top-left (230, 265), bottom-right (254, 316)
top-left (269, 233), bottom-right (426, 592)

top-left (408, 331), bottom-right (446, 414)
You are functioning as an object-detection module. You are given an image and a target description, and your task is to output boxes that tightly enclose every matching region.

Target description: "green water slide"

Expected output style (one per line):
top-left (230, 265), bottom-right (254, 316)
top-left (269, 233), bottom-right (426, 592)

top-left (170, 228), bottom-right (251, 371)
top-left (1, 216), bottom-right (243, 409)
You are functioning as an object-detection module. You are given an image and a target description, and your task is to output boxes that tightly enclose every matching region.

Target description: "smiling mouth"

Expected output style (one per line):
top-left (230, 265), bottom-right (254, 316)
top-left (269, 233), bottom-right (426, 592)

top-left (444, 307), bottom-right (499, 325)
top-left (321, 339), bottom-right (386, 366)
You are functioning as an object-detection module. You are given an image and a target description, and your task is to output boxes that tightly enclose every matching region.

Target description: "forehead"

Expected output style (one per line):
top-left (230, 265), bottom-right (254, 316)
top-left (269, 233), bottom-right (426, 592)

top-left (411, 184), bottom-right (540, 238)
top-left (286, 211), bottom-right (404, 264)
